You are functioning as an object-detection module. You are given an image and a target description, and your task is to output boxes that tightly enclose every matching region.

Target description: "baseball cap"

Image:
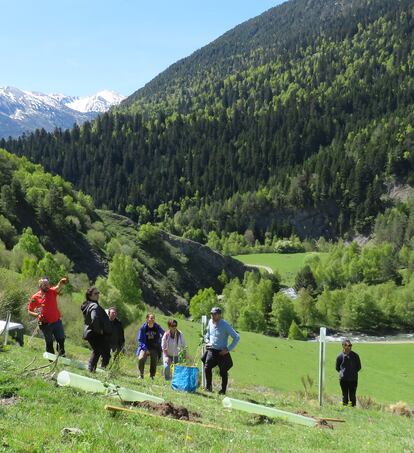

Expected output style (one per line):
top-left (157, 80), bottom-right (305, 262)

top-left (210, 307), bottom-right (222, 314)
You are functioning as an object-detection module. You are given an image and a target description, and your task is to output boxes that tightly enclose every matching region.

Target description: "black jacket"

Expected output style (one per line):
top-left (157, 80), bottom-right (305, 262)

top-left (109, 318), bottom-right (125, 352)
top-left (81, 300), bottom-right (112, 340)
top-left (336, 351), bottom-right (362, 381)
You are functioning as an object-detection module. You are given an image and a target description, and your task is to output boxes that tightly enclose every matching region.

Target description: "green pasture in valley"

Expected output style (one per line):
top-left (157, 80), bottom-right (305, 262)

top-left (233, 252), bottom-right (325, 286)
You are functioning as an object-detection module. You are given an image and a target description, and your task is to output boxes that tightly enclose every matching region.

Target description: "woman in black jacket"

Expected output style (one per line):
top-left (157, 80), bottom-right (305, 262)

top-left (335, 339), bottom-right (362, 406)
top-left (81, 287), bottom-right (112, 372)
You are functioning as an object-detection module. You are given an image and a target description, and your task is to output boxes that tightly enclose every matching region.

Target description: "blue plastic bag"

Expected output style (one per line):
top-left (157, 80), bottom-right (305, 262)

top-left (171, 365), bottom-right (199, 393)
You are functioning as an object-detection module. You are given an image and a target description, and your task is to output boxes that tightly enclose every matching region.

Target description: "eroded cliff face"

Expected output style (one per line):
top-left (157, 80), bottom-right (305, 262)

top-left (97, 212), bottom-right (249, 314)
top-left (139, 231), bottom-right (248, 314)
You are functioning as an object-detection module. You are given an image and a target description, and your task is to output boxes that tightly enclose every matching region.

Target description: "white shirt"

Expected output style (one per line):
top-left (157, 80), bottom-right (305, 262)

top-left (161, 330), bottom-right (186, 357)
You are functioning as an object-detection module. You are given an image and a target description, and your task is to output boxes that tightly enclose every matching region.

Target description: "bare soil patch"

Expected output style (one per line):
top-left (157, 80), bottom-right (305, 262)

top-left (130, 401), bottom-right (201, 421)
top-left (0, 396), bottom-right (19, 406)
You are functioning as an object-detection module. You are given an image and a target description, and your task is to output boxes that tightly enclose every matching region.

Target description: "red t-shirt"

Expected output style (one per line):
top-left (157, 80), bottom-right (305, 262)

top-left (28, 286), bottom-right (61, 324)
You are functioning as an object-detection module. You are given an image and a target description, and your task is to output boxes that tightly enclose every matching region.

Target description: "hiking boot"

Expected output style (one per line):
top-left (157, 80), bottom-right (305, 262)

top-left (218, 389), bottom-right (226, 395)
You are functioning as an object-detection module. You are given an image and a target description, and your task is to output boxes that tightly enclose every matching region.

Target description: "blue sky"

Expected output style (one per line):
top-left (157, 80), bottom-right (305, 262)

top-left (0, 0), bottom-right (283, 97)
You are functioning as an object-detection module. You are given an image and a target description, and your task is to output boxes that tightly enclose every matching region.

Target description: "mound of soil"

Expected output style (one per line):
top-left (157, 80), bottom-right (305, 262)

top-left (315, 419), bottom-right (334, 429)
top-left (131, 401), bottom-right (201, 421)
top-left (0, 396), bottom-right (19, 406)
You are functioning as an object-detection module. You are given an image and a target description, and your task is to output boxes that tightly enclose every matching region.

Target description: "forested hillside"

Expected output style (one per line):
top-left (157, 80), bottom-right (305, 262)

top-left (0, 149), bottom-right (247, 320)
top-left (2, 0), bottom-right (414, 240)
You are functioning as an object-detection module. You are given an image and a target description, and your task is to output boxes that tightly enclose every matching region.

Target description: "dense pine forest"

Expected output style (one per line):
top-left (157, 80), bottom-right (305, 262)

top-left (3, 0), bottom-right (414, 241)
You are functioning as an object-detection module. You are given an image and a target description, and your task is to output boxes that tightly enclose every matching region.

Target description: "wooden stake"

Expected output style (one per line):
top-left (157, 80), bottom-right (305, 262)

top-left (104, 404), bottom-right (234, 432)
top-left (316, 417), bottom-right (346, 423)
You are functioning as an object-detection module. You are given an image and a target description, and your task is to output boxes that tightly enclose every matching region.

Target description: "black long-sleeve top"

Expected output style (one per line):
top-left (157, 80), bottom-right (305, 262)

top-left (335, 350), bottom-right (362, 381)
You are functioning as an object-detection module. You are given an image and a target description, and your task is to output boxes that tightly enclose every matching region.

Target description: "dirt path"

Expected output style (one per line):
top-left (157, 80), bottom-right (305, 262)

top-left (245, 264), bottom-right (274, 274)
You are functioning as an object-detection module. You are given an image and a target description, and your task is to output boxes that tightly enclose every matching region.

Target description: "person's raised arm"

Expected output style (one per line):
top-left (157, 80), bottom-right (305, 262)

top-left (55, 277), bottom-right (69, 294)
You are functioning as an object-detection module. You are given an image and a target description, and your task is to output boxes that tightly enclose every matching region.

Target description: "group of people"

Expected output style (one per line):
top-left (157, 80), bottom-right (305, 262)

top-left (28, 275), bottom-right (362, 401)
top-left (28, 278), bottom-right (124, 372)
top-left (137, 314), bottom-right (186, 381)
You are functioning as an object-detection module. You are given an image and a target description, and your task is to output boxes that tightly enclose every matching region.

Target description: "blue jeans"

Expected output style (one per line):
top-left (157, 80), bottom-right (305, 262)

top-left (40, 319), bottom-right (65, 355)
top-left (163, 355), bottom-right (179, 380)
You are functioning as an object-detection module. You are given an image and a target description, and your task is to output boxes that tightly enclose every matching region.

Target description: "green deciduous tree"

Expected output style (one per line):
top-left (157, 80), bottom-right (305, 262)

top-left (108, 254), bottom-right (143, 309)
top-left (189, 287), bottom-right (218, 321)
top-left (271, 292), bottom-right (296, 336)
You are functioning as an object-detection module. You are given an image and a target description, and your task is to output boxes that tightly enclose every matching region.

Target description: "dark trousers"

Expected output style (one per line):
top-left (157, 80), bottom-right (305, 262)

top-left (340, 379), bottom-right (358, 406)
top-left (40, 319), bottom-right (65, 356)
top-left (87, 334), bottom-right (111, 372)
top-left (138, 348), bottom-right (159, 377)
top-left (202, 349), bottom-right (233, 393)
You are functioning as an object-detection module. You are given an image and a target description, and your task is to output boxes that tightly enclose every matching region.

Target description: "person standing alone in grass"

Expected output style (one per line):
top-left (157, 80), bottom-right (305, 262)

top-left (336, 339), bottom-right (362, 406)
top-left (28, 276), bottom-right (68, 356)
top-left (202, 307), bottom-right (240, 395)
top-left (137, 313), bottom-right (164, 380)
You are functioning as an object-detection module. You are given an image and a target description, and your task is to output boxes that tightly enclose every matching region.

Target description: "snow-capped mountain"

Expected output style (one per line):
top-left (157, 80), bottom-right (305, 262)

top-left (0, 86), bottom-right (125, 138)
top-left (65, 90), bottom-right (125, 113)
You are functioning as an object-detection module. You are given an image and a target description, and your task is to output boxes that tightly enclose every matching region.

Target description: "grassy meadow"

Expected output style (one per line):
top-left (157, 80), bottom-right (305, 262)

top-left (1, 318), bottom-right (413, 452)
top-left (233, 252), bottom-right (324, 286)
top-left (133, 314), bottom-right (414, 405)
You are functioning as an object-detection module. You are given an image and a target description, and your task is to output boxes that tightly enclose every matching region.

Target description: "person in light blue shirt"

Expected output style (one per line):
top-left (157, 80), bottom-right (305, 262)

top-left (201, 306), bottom-right (240, 395)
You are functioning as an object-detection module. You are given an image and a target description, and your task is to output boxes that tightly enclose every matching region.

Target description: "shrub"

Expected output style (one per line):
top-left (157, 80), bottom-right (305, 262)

top-left (288, 320), bottom-right (306, 340)
top-left (189, 288), bottom-right (218, 321)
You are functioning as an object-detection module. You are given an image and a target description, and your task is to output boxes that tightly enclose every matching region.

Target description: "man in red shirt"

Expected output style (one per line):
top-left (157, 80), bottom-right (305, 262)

top-left (28, 276), bottom-right (68, 355)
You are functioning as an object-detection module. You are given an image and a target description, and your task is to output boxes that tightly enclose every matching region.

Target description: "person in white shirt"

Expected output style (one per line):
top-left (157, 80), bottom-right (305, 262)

top-left (161, 319), bottom-right (186, 380)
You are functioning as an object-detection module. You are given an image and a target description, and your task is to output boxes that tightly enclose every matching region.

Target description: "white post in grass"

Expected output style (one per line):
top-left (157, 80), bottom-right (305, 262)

top-left (318, 327), bottom-right (327, 407)
top-left (3, 312), bottom-right (11, 346)
top-left (201, 315), bottom-right (207, 388)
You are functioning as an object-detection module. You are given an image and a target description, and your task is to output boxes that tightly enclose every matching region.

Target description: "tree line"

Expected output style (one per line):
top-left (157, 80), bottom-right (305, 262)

top-left (2, 2), bottom-right (414, 240)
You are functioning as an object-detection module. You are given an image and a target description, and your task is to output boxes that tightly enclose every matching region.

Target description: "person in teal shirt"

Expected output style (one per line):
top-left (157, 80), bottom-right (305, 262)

top-left (202, 307), bottom-right (240, 394)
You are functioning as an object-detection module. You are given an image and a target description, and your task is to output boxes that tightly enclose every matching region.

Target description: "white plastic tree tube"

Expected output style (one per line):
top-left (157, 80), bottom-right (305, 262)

top-left (43, 352), bottom-right (104, 373)
top-left (57, 370), bottom-right (106, 392)
top-left (222, 397), bottom-right (316, 427)
top-left (57, 371), bottom-right (164, 403)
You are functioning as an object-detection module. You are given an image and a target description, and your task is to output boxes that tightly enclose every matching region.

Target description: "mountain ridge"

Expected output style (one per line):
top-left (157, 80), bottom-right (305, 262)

top-left (0, 86), bottom-right (125, 138)
top-left (3, 0), bottom-right (414, 240)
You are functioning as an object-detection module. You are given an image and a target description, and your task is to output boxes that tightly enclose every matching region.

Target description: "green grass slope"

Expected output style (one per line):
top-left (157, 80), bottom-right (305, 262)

top-left (1, 337), bottom-right (413, 452)
top-left (36, 294), bottom-right (414, 407)
top-left (122, 313), bottom-right (414, 405)
top-left (233, 252), bottom-right (325, 286)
